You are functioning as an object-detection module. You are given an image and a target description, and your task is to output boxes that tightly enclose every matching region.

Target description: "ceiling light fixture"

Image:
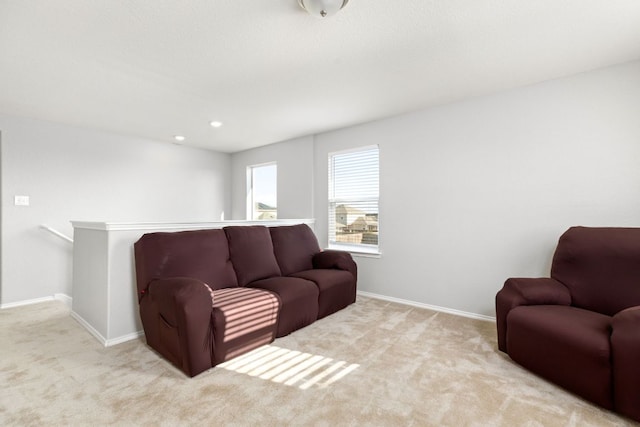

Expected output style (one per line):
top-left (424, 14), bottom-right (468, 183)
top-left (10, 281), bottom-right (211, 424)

top-left (173, 135), bottom-right (185, 142)
top-left (298, 0), bottom-right (349, 18)
top-left (210, 121), bottom-right (223, 128)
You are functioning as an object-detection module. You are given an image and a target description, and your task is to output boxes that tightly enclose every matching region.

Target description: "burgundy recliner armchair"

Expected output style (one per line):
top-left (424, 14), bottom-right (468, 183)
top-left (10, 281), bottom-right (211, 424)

top-left (496, 226), bottom-right (640, 422)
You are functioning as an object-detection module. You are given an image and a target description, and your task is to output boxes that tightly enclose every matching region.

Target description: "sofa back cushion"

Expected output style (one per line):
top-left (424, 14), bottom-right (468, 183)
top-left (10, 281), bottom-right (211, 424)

top-left (551, 226), bottom-right (640, 316)
top-left (269, 224), bottom-right (321, 276)
top-left (224, 226), bottom-right (282, 286)
top-left (134, 229), bottom-right (238, 298)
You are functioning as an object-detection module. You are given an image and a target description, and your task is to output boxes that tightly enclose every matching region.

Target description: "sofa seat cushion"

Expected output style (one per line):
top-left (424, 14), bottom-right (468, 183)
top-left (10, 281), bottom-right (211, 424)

top-left (248, 277), bottom-right (319, 337)
top-left (291, 269), bottom-right (356, 319)
top-left (211, 288), bottom-right (280, 364)
top-left (270, 224), bottom-right (321, 276)
top-left (506, 305), bottom-right (613, 408)
top-left (224, 226), bottom-right (282, 286)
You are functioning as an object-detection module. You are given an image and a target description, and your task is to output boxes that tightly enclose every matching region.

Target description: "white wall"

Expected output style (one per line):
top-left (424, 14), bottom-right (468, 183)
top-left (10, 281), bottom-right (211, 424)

top-left (5, 60), bottom-right (639, 315)
top-left (314, 60), bottom-right (640, 317)
top-left (0, 115), bottom-right (230, 305)
top-left (230, 135), bottom-right (314, 220)
top-left (230, 60), bottom-right (640, 317)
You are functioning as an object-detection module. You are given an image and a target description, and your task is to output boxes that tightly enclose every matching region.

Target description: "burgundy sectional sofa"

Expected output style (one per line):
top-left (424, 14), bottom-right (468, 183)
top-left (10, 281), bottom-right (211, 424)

top-left (496, 226), bottom-right (640, 422)
top-left (134, 223), bottom-right (357, 377)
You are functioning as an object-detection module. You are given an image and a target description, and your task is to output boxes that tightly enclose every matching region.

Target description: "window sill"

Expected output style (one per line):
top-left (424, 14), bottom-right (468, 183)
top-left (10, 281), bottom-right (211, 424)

top-left (327, 244), bottom-right (381, 259)
top-left (349, 251), bottom-right (382, 259)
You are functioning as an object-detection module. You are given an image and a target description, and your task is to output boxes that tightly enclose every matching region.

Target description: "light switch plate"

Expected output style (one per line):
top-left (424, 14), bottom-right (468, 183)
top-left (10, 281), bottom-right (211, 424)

top-left (14, 195), bottom-right (30, 206)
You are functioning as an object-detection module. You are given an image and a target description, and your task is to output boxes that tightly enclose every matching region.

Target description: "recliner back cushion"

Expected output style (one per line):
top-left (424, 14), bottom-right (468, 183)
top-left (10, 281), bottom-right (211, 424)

top-left (134, 229), bottom-right (238, 296)
top-left (269, 224), bottom-right (321, 276)
top-left (224, 226), bottom-right (282, 286)
top-left (551, 226), bottom-right (640, 316)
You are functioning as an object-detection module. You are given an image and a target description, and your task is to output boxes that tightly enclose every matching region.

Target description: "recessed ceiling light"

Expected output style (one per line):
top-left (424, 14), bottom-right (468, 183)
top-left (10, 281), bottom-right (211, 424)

top-left (210, 121), bottom-right (223, 128)
top-left (173, 135), bottom-right (186, 142)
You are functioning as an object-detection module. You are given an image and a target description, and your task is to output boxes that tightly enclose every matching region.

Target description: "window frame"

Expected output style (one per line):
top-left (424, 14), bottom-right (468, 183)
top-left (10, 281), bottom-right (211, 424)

top-left (246, 161), bottom-right (278, 221)
top-left (328, 145), bottom-right (380, 255)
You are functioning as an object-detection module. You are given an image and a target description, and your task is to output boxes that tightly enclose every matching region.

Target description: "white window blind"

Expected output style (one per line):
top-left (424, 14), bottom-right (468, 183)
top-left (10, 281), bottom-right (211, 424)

top-left (328, 146), bottom-right (379, 253)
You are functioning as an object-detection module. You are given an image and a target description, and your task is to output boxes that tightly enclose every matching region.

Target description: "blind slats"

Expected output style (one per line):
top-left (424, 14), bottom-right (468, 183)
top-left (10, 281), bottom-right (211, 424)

top-left (328, 146), bottom-right (379, 249)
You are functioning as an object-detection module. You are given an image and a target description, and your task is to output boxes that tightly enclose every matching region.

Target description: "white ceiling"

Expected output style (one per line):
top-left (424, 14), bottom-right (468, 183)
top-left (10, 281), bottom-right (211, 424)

top-left (1, 1), bottom-right (640, 153)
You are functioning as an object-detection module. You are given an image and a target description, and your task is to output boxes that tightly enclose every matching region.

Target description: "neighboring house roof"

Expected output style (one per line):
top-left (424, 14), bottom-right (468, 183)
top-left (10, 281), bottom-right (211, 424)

top-left (336, 204), bottom-right (366, 215)
top-left (257, 202), bottom-right (276, 210)
top-left (350, 217), bottom-right (378, 228)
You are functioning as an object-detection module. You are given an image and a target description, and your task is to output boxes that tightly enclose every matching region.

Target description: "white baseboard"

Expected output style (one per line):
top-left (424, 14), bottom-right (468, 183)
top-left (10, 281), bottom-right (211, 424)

top-left (1, 294), bottom-right (142, 346)
top-left (1, 294), bottom-right (73, 310)
top-left (106, 331), bottom-right (145, 347)
top-left (357, 290), bottom-right (496, 322)
top-left (1, 296), bottom-right (54, 309)
top-left (54, 293), bottom-right (73, 308)
top-left (70, 310), bottom-right (144, 347)
top-left (70, 311), bottom-right (108, 345)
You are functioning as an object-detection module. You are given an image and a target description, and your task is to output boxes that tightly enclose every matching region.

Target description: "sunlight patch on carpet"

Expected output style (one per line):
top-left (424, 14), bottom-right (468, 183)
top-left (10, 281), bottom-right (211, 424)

top-left (218, 345), bottom-right (359, 389)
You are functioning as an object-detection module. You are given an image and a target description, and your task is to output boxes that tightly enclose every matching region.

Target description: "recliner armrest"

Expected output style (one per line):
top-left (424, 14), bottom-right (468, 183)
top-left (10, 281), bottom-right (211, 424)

top-left (312, 250), bottom-right (357, 280)
top-left (148, 277), bottom-right (213, 377)
top-left (495, 277), bottom-right (571, 352)
top-left (500, 278), bottom-right (572, 306)
top-left (611, 305), bottom-right (640, 421)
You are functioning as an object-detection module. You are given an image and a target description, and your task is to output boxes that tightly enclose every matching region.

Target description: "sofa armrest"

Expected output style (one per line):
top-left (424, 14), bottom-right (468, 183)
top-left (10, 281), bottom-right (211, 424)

top-left (495, 277), bottom-right (571, 352)
top-left (148, 277), bottom-right (214, 377)
top-left (313, 250), bottom-right (358, 280)
top-left (611, 305), bottom-right (640, 421)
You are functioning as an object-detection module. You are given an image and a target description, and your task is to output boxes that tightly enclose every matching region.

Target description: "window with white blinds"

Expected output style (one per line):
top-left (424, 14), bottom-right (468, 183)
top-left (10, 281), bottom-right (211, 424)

top-left (328, 145), bottom-right (379, 253)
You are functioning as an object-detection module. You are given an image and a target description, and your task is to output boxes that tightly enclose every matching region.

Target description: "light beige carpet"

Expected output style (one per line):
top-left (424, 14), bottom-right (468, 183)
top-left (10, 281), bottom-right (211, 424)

top-left (0, 296), bottom-right (636, 426)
